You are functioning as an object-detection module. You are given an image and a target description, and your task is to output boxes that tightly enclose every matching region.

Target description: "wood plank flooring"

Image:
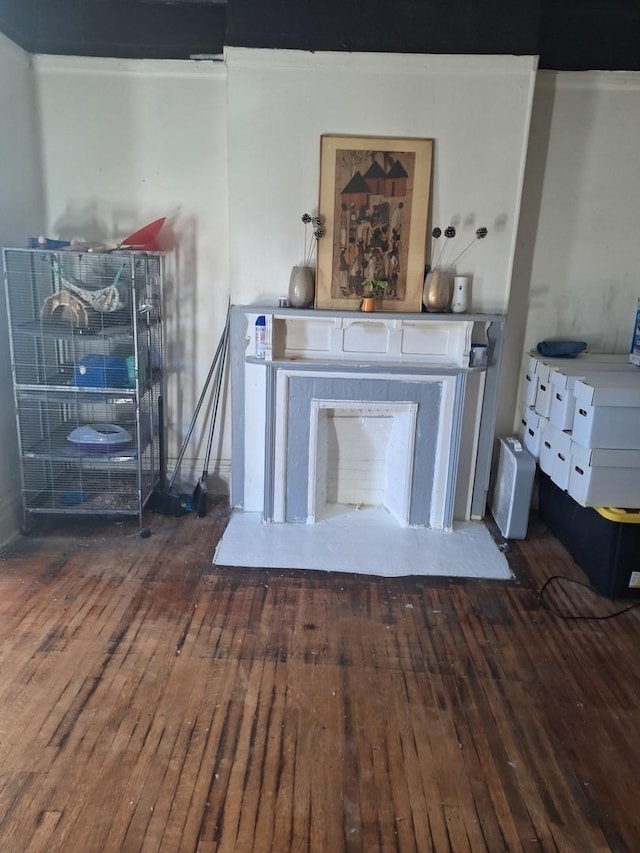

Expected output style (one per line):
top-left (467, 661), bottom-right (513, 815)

top-left (0, 503), bottom-right (638, 852)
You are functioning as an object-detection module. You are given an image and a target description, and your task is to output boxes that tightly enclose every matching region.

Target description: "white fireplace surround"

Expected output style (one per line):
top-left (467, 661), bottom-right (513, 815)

top-left (230, 306), bottom-right (505, 530)
top-left (270, 368), bottom-right (459, 528)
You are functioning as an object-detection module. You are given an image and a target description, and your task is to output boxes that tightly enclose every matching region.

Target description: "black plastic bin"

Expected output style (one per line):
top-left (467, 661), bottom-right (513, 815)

top-left (538, 472), bottom-right (640, 599)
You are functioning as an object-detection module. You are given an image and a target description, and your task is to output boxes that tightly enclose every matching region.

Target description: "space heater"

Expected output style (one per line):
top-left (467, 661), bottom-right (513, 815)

top-left (490, 436), bottom-right (536, 539)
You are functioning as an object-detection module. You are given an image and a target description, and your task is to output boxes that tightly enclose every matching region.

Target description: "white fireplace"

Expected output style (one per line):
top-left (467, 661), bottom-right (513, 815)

top-left (230, 306), bottom-right (505, 531)
top-left (268, 365), bottom-right (460, 528)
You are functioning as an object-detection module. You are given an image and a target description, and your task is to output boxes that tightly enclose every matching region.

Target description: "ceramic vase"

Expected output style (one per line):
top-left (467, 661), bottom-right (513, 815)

top-left (423, 269), bottom-right (453, 312)
top-left (288, 265), bottom-right (315, 308)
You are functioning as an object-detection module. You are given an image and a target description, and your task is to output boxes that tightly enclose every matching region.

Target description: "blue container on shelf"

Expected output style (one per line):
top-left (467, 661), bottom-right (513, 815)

top-left (73, 354), bottom-right (129, 388)
top-left (27, 237), bottom-right (71, 249)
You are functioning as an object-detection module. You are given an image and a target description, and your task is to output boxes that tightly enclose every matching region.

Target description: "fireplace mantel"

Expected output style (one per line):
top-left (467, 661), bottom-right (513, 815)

top-left (243, 306), bottom-right (495, 368)
top-left (230, 306), bottom-right (505, 526)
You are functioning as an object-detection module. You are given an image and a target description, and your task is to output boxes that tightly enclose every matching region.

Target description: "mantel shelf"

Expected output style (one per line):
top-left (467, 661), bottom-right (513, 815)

top-left (241, 304), bottom-right (504, 323)
top-left (238, 304), bottom-right (498, 370)
top-left (246, 356), bottom-right (488, 372)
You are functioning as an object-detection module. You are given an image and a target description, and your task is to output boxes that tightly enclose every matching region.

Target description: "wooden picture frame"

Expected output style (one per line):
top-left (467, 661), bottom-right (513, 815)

top-left (315, 134), bottom-right (433, 312)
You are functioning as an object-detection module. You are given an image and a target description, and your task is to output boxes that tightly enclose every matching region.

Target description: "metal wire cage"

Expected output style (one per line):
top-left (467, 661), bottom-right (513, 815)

top-left (3, 248), bottom-right (164, 531)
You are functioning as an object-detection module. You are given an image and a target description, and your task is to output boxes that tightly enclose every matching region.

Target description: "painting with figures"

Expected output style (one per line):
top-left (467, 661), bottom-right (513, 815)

top-left (316, 135), bottom-right (433, 312)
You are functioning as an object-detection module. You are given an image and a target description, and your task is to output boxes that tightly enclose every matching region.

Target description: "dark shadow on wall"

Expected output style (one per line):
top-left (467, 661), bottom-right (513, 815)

top-left (496, 72), bottom-right (557, 436)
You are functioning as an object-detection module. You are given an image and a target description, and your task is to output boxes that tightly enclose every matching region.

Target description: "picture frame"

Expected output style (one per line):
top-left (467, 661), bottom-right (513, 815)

top-left (315, 134), bottom-right (433, 312)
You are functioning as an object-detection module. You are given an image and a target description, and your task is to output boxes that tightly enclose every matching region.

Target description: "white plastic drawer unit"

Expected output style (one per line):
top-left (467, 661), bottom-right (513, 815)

top-left (572, 375), bottom-right (640, 449)
top-left (539, 421), bottom-right (572, 490)
top-left (568, 444), bottom-right (640, 507)
top-left (549, 360), bottom-right (635, 432)
top-left (523, 366), bottom-right (538, 407)
top-left (521, 405), bottom-right (546, 460)
top-left (530, 355), bottom-right (597, 418)
top-left (526, 353), bottom-right (576, 416)
top-left (532, 355), bottom-right (612, 418)
top-left (537, 419), bottom-right (556, 477)
top-left (533, 362), bottom-right (558, 418)
top-left (550, 381), bottom-right (581, 431)
top-left (527, 351), bottom-right (628, 419)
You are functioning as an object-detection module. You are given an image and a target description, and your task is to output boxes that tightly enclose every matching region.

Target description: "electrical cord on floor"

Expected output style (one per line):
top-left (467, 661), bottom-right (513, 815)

top-left (538, 575), bottom-right (640, 620)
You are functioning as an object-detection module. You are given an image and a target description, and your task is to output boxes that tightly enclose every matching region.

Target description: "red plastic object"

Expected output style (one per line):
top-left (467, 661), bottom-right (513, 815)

top-left (121, 217), bottom-right (166, 250)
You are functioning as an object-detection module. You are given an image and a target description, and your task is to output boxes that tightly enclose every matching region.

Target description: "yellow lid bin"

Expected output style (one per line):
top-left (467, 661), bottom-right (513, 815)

top-left (595, 507), bottom-right (640, 524)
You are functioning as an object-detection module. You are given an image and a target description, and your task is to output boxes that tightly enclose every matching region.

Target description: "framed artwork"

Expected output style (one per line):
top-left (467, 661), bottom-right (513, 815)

top-left (315, 134), bottom-right (433, 312)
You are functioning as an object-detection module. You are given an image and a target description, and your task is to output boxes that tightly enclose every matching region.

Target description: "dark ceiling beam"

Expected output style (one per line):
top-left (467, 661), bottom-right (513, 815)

top-left (226, 0), bottom-right (541, 57)
top-left (0, 0), bottom-right (226, 60)
top-left (1, 0), bottom-right (640, 70)
top-left (539, 0), bottom-right (640, 71)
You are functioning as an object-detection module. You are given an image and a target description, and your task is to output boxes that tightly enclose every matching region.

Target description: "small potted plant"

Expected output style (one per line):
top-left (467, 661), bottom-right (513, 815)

top-left (360, 279), bottom-right (387, 312)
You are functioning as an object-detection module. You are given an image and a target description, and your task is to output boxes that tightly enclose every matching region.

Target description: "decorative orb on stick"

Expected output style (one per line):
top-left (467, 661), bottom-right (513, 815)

top-left (434, 225), bottom-right (456, 268)
top-left (447, 226), bottom-right (488, 269)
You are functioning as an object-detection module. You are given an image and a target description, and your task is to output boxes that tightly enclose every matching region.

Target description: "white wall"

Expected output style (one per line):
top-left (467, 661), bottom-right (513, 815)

top-left (4, 42), bottom-right (639, 529)
top-left (35, 55), bottom-right (230, 488)
top-left (514, 70), bottom-right (640, 422)
top-left (32, 48), bottom-right (537, 497)
top-left (226, 49), bottom-right (537, 438)
top-left (226, 49), bottom-right (537, 316)
top-left (0, 32), bottom-right (46, 547)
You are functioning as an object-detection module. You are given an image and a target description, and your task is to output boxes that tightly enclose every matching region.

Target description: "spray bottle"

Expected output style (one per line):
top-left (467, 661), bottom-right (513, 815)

top-left (255, 315), bottom-right (266, 359)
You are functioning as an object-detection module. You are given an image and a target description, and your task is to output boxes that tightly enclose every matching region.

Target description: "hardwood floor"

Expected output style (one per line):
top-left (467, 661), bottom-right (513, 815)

top-left (0, 503), bottom-right (638, 852)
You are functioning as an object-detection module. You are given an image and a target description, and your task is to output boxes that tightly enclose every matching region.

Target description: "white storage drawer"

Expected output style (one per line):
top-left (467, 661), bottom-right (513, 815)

top-left (550, 381), bottom-right (579, 431)
top-left (538, 420), bottom-right (556, 477)
top-left (568, 444), bottom-right (640, 507)
top-left (533, 353), bottom-right (629, 420)
top-left (533, 359), bottom-right (568, 417)
top-left (523, 366), bottom-right (538, 407)
top-left (549, 361), bottom-right (635, 431)
top-left (572, 375), bottom-right (640, 449)
top-left (534, 375), bottom-right (554, 418)
top-left (572, 404), bottom-right (640, 449)
top-left (539, 421), bottom-right (572, 490)
top-left (573, 374), bottom-right (640, 407)
top-left (518, 402), bottom-right (529, 441)
top-left (527, 353), bottom-right (577, 417)
top-left (521, 405), bottom-right (546, 460)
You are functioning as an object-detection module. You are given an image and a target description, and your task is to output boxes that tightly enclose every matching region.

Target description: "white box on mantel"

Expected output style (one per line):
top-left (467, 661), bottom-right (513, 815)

top-left (572, 375), bottom-right (640, 449)
top-left (568, 444), bottom-right (640, 507)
